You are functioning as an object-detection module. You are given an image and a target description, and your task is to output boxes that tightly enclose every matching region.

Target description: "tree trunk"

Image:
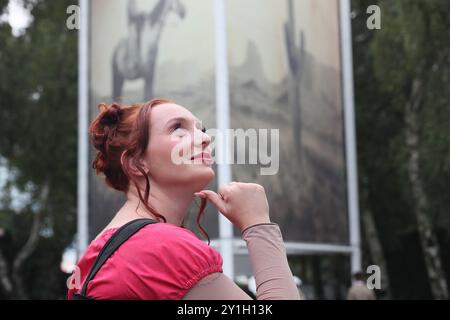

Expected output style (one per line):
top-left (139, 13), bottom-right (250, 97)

top-left (10, 184), bottom-right (48, 299)
top-left (360, 177), bottom-right (391, 299)
top-left (0, 249), bottom-right (13, 297)
top-left (405, 78), bottom-right (449, 300)
top-left (11, 204), bottom-right (44, 299)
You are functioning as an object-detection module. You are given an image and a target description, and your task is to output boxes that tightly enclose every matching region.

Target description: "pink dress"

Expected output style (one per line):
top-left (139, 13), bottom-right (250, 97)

top-left (67, 222), bottom-right (223, 300)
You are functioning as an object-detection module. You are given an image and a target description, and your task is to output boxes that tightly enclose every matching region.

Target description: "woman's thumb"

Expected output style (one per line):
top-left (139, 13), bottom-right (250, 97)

top-left (195, 190), bottom-right (227, 213)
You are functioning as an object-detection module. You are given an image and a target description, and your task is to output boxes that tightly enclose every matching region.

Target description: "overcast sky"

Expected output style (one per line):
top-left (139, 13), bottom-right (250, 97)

top-left (0, 0), bottom-right (33, 36)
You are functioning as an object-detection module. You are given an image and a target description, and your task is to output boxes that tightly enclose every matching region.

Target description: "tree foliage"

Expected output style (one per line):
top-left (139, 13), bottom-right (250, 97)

top-left (0, 0), bottom-right (77, 299)
top-left (352, 0), bottom-right (450, 298)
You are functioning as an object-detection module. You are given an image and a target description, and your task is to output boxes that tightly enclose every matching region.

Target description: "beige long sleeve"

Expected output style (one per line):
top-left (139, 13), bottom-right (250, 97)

top-left (182, 223), bottom-right (301, 300)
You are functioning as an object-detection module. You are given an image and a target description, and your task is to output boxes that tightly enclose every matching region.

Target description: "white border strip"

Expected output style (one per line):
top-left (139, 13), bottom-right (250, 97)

top-left (214, 0), bottom-right (234, 280)
top-left (77, 0), bottom-right (89, 258)
top-left (339, 0), bottom-right (362, 273)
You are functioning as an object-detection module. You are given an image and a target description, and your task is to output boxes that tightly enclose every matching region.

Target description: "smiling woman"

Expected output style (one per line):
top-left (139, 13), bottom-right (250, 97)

top-left (67, 98), bottom-right (300, 300)
top-left (88, 98), bottom-right (213, 232)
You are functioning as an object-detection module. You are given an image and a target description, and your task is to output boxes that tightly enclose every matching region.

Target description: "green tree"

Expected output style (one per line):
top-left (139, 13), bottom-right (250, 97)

top-left (353, 0), bottom-right (450, 299)
top-left (0, 0), bottom-right (77, 299)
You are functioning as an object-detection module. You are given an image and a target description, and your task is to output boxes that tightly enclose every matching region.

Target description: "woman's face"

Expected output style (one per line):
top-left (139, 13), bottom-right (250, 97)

top-left (144, 103), bottom-right (214, 190)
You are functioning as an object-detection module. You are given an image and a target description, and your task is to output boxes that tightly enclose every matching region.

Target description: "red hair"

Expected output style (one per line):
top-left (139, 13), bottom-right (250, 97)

top-left (89, 98), bottom-right (210, 243)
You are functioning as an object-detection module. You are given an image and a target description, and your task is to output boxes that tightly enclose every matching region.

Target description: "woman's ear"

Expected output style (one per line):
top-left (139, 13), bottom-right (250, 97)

top-left (121, 151), bottom-right (148, 177)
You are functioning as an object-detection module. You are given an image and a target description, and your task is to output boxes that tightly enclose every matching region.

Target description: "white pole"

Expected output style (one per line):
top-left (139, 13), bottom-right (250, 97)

top-left (339, 0), bottom-right (362, 274)
top-left (77, 0), bottom-right (89, 258)
top-left (214, 0), bottom-right (234, 280)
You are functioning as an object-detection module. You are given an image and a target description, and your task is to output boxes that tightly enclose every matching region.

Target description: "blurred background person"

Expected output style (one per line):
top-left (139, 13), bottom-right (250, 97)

top-left (347, 271), bottom-right (376, 300)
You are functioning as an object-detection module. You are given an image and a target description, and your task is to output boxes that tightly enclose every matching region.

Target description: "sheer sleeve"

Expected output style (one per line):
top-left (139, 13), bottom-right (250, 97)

top-left (182, 223), bottom-right (301, 300)
top-left (182, 272), bottom-right (253, 300)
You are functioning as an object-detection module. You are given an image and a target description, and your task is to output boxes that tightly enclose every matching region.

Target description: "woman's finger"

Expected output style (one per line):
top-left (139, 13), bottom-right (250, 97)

top-left (195, 190), bottom-right (227, 214)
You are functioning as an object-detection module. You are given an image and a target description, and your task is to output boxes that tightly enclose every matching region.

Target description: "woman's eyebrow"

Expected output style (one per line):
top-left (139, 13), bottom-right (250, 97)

top-left (165, 117), bottom-right (202, 128)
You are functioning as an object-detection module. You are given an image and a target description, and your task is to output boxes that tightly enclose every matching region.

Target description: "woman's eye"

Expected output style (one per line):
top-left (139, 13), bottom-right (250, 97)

top-left (173, 122), bottom-right (183, 131)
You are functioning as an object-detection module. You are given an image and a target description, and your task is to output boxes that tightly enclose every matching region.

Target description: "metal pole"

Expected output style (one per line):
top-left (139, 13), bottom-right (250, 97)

top-left (77, 0), bottom-right (89, 258)
top-left (339, 0), bottom-right (362, 274)
top-left (214, 0), bottom-right (234, 280)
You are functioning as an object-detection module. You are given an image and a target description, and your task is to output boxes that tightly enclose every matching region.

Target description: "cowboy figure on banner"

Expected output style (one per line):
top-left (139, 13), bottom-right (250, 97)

top-left (112, 0), bottom-right (186, 101)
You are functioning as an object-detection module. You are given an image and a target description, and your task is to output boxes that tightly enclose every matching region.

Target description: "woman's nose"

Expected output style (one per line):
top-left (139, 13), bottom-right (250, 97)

top-left (201, 131), bottom-right (211, 149)
top-left (193, 127), bottom-right (210, 148)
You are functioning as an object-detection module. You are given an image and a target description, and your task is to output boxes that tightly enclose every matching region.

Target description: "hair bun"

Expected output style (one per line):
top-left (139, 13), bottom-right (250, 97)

top-left (100, 103), bottom-right (123, 126)
top-left (89, 102), bottom-right (125, 174)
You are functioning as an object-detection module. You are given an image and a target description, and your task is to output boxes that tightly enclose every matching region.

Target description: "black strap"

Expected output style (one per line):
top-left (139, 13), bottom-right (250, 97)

top-left (72, 218), bottom-right (157, 300)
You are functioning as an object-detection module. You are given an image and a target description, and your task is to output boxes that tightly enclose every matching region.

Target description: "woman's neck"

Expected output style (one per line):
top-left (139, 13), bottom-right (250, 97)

top-left (121, 183), bottom-right (195, 227)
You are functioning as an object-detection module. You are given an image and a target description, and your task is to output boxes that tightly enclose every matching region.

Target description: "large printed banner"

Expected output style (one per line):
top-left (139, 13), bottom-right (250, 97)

top-left (226, 0), bottom-right (348, 244)
top-left (87, 0), bottom-right (348, 245)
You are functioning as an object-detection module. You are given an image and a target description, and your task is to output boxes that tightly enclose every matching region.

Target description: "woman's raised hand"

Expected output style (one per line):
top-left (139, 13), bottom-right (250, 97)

top-left (195, 182), bottom-right (270, 232)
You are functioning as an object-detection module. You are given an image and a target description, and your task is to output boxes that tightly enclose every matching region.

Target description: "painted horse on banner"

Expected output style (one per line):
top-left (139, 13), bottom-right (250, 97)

top-left (112, 0), bottom-right (186, 101)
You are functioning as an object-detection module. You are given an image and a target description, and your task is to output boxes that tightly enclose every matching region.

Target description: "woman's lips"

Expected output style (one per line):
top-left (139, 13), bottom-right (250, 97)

top-left (190, 152), bottom-right (212, 164)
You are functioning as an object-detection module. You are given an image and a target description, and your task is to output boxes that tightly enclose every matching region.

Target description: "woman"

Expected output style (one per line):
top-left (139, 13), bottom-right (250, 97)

top-left (67, 98), bottom-right (300, 300)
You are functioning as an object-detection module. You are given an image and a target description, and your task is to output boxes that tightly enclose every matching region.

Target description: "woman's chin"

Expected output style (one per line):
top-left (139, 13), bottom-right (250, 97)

top-left (177, 161), bottom-right (215, 183)
top-left (200, 166), bottom-right (215, 179)
top-left (194, 165), bottom-right (215, 182)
